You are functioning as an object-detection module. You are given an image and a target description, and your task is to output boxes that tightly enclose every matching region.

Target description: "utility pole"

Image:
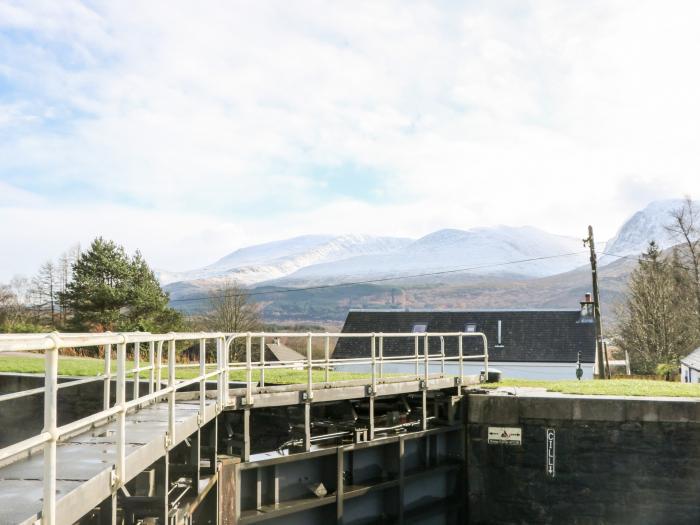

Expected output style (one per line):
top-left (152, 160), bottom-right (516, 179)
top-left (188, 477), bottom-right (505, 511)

top-left (583, 225), bottom-right (606, 379)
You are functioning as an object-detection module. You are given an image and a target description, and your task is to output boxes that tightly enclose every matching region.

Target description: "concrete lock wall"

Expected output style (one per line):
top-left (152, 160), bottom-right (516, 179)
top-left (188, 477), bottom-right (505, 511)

top-left (466, 394), bottom-right (700, 525)
top-left (0, 373), bottom-right (152, 447)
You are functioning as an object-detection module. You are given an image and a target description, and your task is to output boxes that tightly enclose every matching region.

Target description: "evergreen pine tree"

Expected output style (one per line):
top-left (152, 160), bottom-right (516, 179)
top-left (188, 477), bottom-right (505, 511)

top-left (60, 238), bottom-right (181, 331)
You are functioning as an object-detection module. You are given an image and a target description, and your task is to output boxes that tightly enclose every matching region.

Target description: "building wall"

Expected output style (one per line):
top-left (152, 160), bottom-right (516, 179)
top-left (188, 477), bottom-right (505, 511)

top-left (334, 362), bottom-right (595, 380)
top-left (466, 394), bottom-right (700, 525)
top-left (680, 363), bottom-right (700, 383)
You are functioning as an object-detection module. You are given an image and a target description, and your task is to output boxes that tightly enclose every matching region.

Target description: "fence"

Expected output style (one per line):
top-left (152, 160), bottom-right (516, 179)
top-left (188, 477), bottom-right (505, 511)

top-left (0, 330), bottom-right (487, 524)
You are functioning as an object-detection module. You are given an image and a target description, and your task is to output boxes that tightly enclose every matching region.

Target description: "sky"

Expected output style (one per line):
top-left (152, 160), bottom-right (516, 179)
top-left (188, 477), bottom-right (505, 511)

top-left (1, 0), bottom-right (700, 281)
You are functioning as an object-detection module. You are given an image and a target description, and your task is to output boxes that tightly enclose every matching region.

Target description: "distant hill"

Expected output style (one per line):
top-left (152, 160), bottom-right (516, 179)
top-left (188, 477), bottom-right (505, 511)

top-left (162, 225), bottom-right (589, 294)
top-left (170, 254), bottom-right (636, 327)
top-left (164, 199), bottom-right (692, 325)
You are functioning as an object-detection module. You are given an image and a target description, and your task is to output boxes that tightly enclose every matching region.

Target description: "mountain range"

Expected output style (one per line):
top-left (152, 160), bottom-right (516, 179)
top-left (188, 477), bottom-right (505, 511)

top-left (162, 198), bottom-right (695, 322)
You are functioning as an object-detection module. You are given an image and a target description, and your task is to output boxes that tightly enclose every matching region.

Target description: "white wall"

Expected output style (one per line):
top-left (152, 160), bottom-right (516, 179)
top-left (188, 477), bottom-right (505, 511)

top-left (336, 361), bottom-right (595, 381)
top-left (681, 364), bottom-right (700, 383)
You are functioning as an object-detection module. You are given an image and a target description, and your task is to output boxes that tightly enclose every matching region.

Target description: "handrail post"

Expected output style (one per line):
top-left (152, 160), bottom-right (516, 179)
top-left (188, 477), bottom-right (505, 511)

top-left (306, 333), bottom-right (313, 401)
top-left (371, 334), bottom-right (376, 395)
top-left (414, 335), bottom-right (419, 378)
top-left (222, 336), bottom-right (230, 407)
top-left (42, 334), bottom-right (59, 525)
top-left (458, 334), bottom-right (464, 387)
top-left (483, 333), bottom-right (489, 382)
top-left (156, 341), bottom-right (164, 394)
top-left (324, 334), bottom-right (330, 383)
top-left (378, 334), bottom-right (384, 379)
top-left (103, 343), bottom-right (111, 411)
top-left (369, 333), bottom-right (376, 441)
top-left (199, 337), bottom-right (206, 424)
top-left (133, 341), bottom-right (140, 401)
top-left (245, 333), bottom-right (252, 406)
top-left (217, 337), bottom-right (223, 408)
top-left (116, 338), bottom-right (127, 490)
top-left (260, 336), bottom-right (265, 388)
top-left (223, 336), bottom-right (231, 407)
top-left (148, 341), bottom-right (155, 397)
top-left (440, 336), bottom-right (445, 376)
top-left (168, 337), bottom-right (176, 446)
top-left (424, 333), bottom-right (429, 386)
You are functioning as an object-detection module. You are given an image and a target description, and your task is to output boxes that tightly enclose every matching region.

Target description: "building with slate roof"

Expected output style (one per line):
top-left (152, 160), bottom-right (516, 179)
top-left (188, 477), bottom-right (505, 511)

top-left (332, 297), bottom-right (598, 380)
top-left (681, 347), bottom-right (700, 383)
top-left (265, 339), bottom-right (306, 369)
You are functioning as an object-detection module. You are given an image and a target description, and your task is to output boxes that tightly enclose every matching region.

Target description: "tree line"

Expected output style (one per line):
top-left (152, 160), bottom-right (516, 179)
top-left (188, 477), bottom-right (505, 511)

top-left (616, 197), bottom-right (700, 374)
top-left (0, 238), bottom-right (261, 337)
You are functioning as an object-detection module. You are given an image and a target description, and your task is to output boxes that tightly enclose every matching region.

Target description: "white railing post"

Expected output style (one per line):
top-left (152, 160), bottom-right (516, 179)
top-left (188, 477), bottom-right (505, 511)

top-left (199, 337), bottom-right (206, 424)
top-left (103, 343), bottom-right (111, 411)
top-left (378, 334), bottom-right (384, 379)
top-left (424, 333), bottom-right (429, 386)
top-left (116, 338), bottom-right (127, 489)
top-left (133, 341), bottom-right (140, 401)
top-left (245, 333), bottom-right (253, 407)
top-left (370, 334), bottom-right (376, 395)
top-left (223, 336), bottom-right (230, 407)
top-left (260, 336), bottom-right (265, 388)
top-left (440, 336), bottom-right (445, 376)
top-left (483, 333), bottom-right (489, 381)
top-left (324, 334), bottom-right (330, 383)
top-left (42, 334), bottom-right (59, 525)
top-left (306, 333), bottom-right (313, 401)
top-left (168, 337), bottom-right (176, 446)
top-left (156, 341), bottom-right (164, 393)
top-left (216, 337), bottom-right (223, 408)
top-left (414, 335), bottom-right (419, 378)
top-left (148, 341), bottom-right (155, 397)
top-left (459, 334), bottom-right (464, 387)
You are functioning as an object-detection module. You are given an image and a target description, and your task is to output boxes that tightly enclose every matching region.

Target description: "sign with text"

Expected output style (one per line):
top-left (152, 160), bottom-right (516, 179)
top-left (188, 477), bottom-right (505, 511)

top-left (546, 428), bottom-right (556, 477)
top-left (487, 426), bottom-right (522, 445)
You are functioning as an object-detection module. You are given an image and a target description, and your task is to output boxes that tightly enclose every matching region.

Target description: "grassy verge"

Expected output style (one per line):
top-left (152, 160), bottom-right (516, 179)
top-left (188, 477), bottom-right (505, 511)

top-left (481, 378), bottom-right (700, 398)
top-left (4, 355), bottom-right (699, 396)
top-left (0, 355), bottom-right (368, 384)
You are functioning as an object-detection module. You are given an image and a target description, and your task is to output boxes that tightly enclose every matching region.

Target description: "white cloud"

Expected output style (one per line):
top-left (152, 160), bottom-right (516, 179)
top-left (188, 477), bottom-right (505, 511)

top-left (1, 0), bottom-right (700, 280)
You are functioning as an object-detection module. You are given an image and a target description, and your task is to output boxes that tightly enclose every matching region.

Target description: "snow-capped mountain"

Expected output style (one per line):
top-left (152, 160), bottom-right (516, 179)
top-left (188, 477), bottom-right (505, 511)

top-left (602, 199), bottom-right (697, 263)
top-left (161, 226), bottom-right (589, 293)
top-left (276, 226), bottom-right (588, 283)
top-left (161, 199), bottom-right (698, 299)
top-left (157, 234), bottom-right (412, 285)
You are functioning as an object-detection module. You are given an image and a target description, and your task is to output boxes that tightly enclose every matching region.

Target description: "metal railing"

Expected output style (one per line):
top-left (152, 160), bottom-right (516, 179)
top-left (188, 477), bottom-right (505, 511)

top-left (0, 330), bottom-right (487, 524)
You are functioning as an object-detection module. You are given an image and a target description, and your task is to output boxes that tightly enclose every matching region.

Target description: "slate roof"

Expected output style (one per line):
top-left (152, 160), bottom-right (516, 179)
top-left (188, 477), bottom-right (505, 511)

top-left (265, 341), bottom-right (305, 362)
top-left (681, 347), bottom-right (700, 371)
top-left (333, 309), bottom-right (596, 363)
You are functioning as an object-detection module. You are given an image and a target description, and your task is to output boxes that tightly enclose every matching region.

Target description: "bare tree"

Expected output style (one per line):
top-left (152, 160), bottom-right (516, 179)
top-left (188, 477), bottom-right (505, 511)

top-left (615, 242), bottom-right (696, 374)
top-left (32, 261), bottom-right (58, 326)
top-left (0, 283), bottom-right (26, 330)
top-left (205, 279), bottom-right (262, 359)
top-left (10, 275), bottom-right (31, 305)
top-left (57, 244), bottom-right (80, 323)
top-left (667, 196), bottom-right (700, 327)
top-left (0, 285), bottom-right (16, 324)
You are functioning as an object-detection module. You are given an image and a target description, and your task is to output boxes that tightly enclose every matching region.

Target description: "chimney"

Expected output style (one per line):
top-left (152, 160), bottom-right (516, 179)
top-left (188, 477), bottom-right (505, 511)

top-left (579, 292), bottom-right (594, 322)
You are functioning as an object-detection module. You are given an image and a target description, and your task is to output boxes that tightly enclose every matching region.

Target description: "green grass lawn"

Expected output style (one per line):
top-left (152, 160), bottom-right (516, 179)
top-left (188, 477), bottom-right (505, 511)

top-left (481, 378), bottom-right (700, 397)
top-left (0, 354), bottom-right (368, 384)
top-left (3, 355), bottom-right (700, 395)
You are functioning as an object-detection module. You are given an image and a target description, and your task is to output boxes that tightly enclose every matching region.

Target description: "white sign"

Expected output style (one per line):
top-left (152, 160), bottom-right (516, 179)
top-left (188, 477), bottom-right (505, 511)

top-left (487, 426), bottom-right (522, 445)
top-left (546, 428), bottom-right (556, 477)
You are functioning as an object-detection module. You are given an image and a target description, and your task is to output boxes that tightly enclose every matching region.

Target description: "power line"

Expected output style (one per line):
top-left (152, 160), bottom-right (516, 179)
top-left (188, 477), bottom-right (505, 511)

top-left (600, 251), bottom-right (639, 261)
top-left (169, 251), bottom-right (589, 304)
